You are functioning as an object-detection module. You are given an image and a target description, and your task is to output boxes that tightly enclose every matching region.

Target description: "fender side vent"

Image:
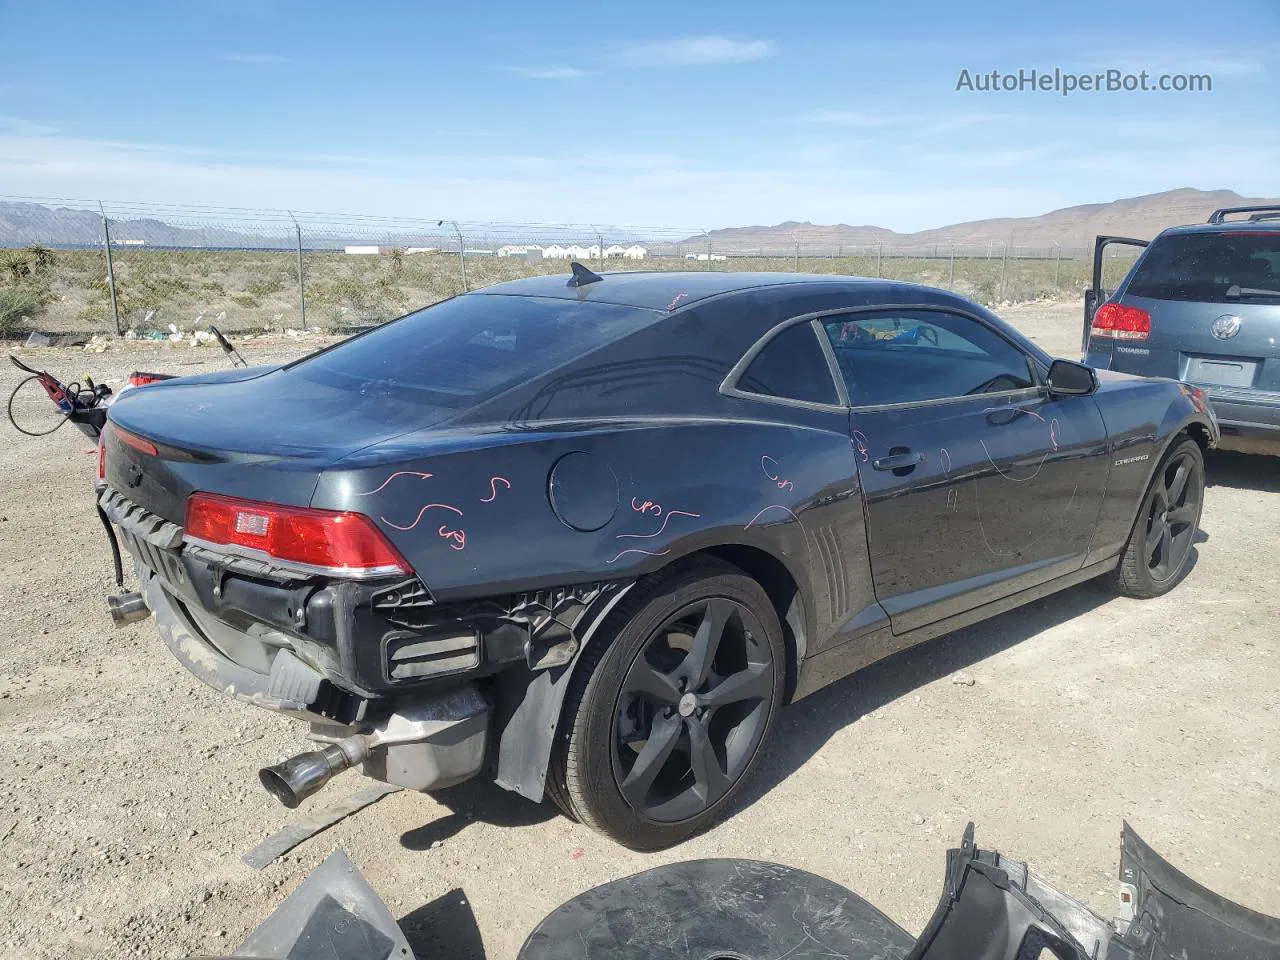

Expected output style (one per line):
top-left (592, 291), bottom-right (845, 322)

top-left (384, 629), bottom-right (480, 681)
top-left (813, 524), bottom-right (850, 623)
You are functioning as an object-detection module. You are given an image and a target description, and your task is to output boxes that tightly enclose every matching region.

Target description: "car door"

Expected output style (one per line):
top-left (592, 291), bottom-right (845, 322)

top-left (1084, 235), bottom-right (1149, 354)
top-left (819, 308), bottom-right (1110, 635)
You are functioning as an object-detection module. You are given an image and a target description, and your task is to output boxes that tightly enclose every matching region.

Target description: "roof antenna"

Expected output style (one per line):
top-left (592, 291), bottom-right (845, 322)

top-left (567, 261), bottom-right (604, 288)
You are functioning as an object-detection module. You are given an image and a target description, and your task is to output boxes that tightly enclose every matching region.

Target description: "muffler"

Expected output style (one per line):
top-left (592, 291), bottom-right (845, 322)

top-left (107, 591), bottom-right (152, 627)
top-left (258, 735), bottom-right (370, 809)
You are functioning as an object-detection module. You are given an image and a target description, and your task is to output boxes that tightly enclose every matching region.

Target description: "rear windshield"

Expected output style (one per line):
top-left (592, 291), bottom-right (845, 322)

top-left (1126, 232), bottom-right (1280, 303)
top-left (286, 294), bottom-right (656, 407)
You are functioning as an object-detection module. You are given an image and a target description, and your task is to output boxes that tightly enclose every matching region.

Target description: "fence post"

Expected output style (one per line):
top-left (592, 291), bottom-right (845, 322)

top-left (448, 221), bottom-right (468, 291)
top-left (948, 241), bottom-right (955, 288)
top-left (999, 242), bottom-right (1009, 301)
top-left (1053, 241), bottom-right (1061, 290)
top-left (875, 242), bottom-right (882, 278)
top-left (98, 202), bottom-right (122, 336)
top-left (595, 228), bottom-right (605, 270)
top-left (289, 212), bottom-right (305, 329)
top-left (793, 238), bottom-right (800, 272)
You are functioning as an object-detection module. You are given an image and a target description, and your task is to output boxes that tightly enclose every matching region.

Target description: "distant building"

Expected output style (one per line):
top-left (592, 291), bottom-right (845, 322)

top-left (623, 245), bottom-right (647, 260)
top-left (344, 245), bottom-right (380, 255)
top-left (404, 246), bottom-right (439, 255)
top-left (603, 245), bottom-right (627, 258)
top-left (564, 244), bottom-right (599, 260)
top-left (542, 245), bottom-right (569, 259)
top-left (687, 252), bottom-right (727, 261)
top-left (497, 244), bottom-right (544, 257)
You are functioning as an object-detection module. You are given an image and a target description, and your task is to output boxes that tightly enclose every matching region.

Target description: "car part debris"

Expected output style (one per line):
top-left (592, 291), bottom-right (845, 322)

top-left (240, 784), bottom-right (401, 870)
top-left (189, 849), bottom-right (413, 959)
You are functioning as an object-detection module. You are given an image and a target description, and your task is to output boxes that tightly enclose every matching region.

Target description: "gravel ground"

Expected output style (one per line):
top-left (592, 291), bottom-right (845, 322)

top-left (1, 301), bottom-right (1277, 959)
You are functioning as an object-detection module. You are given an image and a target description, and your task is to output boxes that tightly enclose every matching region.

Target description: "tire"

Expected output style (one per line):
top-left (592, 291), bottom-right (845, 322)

top-left (548, 557), bottom-right (786, 850)
top-left (1112, 436), bottom-right (1205, 599)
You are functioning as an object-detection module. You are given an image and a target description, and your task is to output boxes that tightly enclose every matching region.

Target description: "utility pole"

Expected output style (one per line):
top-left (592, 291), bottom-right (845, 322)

top-left (289, 212), bottom-right (305, 328)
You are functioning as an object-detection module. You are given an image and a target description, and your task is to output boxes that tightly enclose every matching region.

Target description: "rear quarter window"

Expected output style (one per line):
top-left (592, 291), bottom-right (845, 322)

top-left (285, 295), bottom-right (657, 407)
top-left (737, 322), bottom-right (840, 405)
top-left (1126, 232), bottom-right (1280, 303)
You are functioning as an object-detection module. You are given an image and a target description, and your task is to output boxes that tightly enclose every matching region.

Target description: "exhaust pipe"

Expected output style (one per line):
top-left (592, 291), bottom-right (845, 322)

top-left (108, 591), bottom-right (151, 627)
top-left (258, 735), bottom-right (370, 809)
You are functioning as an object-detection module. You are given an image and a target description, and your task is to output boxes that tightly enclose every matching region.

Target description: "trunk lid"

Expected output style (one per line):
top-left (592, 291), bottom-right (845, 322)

top-left (104, 365), bottom-right (460, 525)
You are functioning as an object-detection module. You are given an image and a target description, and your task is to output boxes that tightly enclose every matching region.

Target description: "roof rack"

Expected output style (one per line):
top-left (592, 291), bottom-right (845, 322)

top-left (1207, 204), bottom-right (1280, 224)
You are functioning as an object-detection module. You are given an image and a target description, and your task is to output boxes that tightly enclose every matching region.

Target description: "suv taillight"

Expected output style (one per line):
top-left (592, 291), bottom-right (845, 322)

top-left (97, 431), bottom-right (107, 481)
top-left (1091, 303), bottom-right (1151, 341)
top-left (184, 493), bottom-right (411, 578)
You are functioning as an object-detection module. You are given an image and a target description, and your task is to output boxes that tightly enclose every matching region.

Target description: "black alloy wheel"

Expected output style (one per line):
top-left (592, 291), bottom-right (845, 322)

top-left (1143, 446), bottom-right (1202, 583)
top-left (612, 597), bottom-right (775, 823)
top-left (547, 559), bottom-right (786, 850)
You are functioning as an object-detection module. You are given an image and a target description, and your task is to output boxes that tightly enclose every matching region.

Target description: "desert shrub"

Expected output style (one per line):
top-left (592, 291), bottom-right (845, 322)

top-left (231, 293), bottom-right (259, 308)
top-left (0, 287), bottom-right (43, 334)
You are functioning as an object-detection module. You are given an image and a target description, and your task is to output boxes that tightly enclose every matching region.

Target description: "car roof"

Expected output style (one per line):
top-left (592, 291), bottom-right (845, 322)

top-left (469, 270), bottom-right (924, 311)
top-left (1158, 220), bottom-right (1280, 239)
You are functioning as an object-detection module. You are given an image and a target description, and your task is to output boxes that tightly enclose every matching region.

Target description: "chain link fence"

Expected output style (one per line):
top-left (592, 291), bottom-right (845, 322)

top-left (0, 195), bottom-right (1127, 338)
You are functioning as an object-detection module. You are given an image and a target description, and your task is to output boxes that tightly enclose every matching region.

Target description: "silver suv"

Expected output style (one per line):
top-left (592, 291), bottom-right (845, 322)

top-left (1084, 204), bottom-right (1280, 454)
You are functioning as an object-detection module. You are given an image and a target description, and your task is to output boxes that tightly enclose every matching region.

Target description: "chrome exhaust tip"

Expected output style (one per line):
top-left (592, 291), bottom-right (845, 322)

top-left (107, 591), bottom-right (151, 627)
top-left (258, 736), bottom-right (370, 808)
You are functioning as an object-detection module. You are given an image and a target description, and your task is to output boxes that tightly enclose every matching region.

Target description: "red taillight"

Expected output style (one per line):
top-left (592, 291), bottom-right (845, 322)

top-left (114, 424), bottom-right (158, 456)
top-left (128, 372), bottom-right (168, 387)
top-left (1090, 303), bottom-right (1151, 341)
top-left (184, 492), bottom-right (411, 577)
top-left (97, 432), bottom-right (107, 481)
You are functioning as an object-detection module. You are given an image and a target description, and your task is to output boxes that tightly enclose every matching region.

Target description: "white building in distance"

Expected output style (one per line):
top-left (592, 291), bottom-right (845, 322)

top-left (497, 244), bottom-right (543, 257)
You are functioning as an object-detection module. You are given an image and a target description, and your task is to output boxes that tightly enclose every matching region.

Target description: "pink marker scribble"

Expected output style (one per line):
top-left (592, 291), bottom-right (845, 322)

top-left (1049, 418), bottom-right (1061, 451)
top-left (437, 524), bottom-right (466, 551)
top-left (356, 471), bottom-right (433, 496)
top-left (760, 455), bottom-right (795, 491)
top-left (480, 476), bottom-right (511, 503)
top-left (666, 292), bottom-right (688, 311)
top-left (381, 502), bottom-right (463, 531)
top-left (984, 405), bottom-right (1045, 423)
top-left (631, 497), bottom-right (663, 517)
top-left (744, 504), bottom-right (802, 529)
top-left (939, 447), bottom-right (952, 477)
top-left (852, 431), bottom-right (869, 463)
top-left (617, 509), bottom-right (700, 540)
top-left (607, 547), bottom-right (671, 564)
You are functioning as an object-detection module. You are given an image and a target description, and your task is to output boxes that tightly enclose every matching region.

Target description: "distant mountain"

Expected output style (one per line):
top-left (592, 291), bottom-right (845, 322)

top-left (0, 201), bottom-right (285, 248)
top-left (687, 189), bottom-right (1280, 252)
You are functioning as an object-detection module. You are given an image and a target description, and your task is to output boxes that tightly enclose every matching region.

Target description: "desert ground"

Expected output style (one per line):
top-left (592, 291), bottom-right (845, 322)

top-left (0, 300), bottom-right (1276, 959)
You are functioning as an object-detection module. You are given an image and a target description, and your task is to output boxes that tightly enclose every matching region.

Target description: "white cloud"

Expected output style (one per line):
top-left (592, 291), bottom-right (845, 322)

top-left (799, 110), bottom-right (899, 127)
top-left (619, 36), bottom-right (773, 68)
top-left (0, 126), bottom-right (1274, 233)
top-left (0, 115), bottom-right (59, 136)
top-left (224, 53), bottom-right (288, 64)
top-left (495, 65), bottom-right (596, 80)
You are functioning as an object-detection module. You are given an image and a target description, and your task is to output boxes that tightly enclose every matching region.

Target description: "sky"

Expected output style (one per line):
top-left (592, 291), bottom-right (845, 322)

top-left (0, 0), bottom-right (1276, 232)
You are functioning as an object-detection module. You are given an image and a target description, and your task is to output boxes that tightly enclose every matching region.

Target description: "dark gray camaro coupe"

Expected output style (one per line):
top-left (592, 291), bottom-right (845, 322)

top-left (98, 268), bottom-right (1218, 849)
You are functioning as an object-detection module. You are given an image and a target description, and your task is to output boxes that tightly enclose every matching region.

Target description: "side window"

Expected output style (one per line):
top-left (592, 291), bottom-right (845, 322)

top-left (737, 322), bottom-right (839, 405)
top-left (821, 311), bottom-right (1034, 406)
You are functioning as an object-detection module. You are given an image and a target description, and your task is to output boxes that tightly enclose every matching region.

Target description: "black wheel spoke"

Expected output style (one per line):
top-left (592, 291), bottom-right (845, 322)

top-left (1158, 526), bottom-right (1173, 568)
top-left (1167, 505), bottom-right (1197, 527)
top-left (1166, 461), bottom-right (1190, 505)
top-left (687, 720), bottom-right (731, 805)
top-left (701, 662), bottom-right (771, 708)
top-left (1145, 519), bottom-right (1166, 560)
top-left (618, 714), bottom-right (681, 808)
top-left (628, 663), bottom-right (681, 706)
top-left (685, 599), bottom-right (733, 687)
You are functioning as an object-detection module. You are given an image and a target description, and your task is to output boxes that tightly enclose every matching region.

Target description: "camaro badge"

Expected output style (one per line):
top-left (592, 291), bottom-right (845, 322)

top-left (1114, 454), bottom-right (1151, 466)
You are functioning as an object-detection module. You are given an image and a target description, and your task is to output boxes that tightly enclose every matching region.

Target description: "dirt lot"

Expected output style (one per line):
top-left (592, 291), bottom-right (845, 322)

top-left (1, 300), bottom-right (1277, 959)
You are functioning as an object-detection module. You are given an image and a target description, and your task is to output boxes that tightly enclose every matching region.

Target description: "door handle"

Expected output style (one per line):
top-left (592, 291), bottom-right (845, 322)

top-left (872, 450), bottom-right (922, 472)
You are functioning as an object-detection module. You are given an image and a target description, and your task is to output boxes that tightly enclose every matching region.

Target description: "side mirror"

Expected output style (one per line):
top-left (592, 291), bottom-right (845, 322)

top-left (1047, 358), bottom-right (1097, 396)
